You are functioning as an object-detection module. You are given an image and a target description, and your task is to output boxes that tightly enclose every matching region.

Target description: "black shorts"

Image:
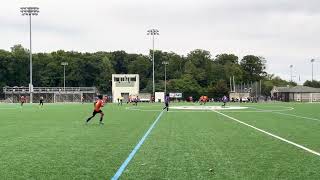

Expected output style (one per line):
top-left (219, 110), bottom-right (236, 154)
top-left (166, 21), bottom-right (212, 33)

top-left (93, 110), bottom-right (102, 116)
top-left (165, 103), bottom-right (169, 107)
top-left (40, 100), bottom-right (43, 103)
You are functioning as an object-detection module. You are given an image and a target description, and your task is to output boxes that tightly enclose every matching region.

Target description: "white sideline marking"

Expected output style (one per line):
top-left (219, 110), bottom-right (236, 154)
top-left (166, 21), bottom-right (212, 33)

top-left (249, 106), bottom-right (320, 123)
top-left (213, 110), bottom-right (320, 157)
top-left (274, 112), bottom-right (320, 123)
top-left (126, 106), bottom-right (294, 113)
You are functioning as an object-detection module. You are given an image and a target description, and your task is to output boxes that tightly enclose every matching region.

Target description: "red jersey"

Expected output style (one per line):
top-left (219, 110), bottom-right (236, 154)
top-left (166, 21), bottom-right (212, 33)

top-left (20, 96), bottom-right (26, 102)
top-left (94, 99), bottom-right (104, 111)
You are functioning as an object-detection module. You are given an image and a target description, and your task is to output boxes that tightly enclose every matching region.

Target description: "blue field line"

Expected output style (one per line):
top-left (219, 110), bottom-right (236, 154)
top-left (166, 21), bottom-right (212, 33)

top-left (111, 110), bottom-right (165, 180)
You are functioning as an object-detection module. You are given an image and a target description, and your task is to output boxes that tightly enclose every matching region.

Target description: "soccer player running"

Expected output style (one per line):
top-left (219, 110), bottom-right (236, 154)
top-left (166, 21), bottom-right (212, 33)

top-left (134, 96), bottom-right (139, 106)
top-left (39, 96), bottom-right (44, 107)
top-left (20, 96), bottom-right (26, 106)
top-left (222, 95), bottom-right (228, 107)
top-left (163, 93), bottom-right (170, 111)
top-left (81, 96), bottom-right (84, 104)
top-left (86, 95), bottom-right (105, 125)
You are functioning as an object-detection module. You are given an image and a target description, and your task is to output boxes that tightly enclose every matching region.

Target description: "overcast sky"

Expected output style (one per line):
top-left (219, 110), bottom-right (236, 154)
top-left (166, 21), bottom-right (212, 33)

top-left (1, 0), bottom-right (320, 83)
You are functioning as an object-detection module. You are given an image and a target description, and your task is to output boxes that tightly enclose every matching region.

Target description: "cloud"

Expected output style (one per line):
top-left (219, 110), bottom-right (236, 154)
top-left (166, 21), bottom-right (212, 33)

top-left (1, 0), bottom-right (320, 83)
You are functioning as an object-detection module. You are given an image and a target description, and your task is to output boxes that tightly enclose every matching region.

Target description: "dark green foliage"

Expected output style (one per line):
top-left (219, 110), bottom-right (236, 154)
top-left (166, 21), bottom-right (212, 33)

top-left (0, 45), bottom-right (293, 97)
top-left (303, 80), bottom-right (320, 88)
top-left (207, 80), bottom-right (229, 98)
top-left (240, 55), bottom-right (267, 81)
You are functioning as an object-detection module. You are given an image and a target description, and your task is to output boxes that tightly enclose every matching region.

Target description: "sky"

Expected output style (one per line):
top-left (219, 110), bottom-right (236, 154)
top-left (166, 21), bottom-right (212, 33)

top-left (1, 0), bottom-right (320, 83)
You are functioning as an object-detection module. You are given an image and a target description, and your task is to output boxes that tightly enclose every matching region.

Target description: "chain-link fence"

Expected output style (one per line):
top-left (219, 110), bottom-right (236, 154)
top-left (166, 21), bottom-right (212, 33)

top-left (4, 87), bottom-right (98, 103)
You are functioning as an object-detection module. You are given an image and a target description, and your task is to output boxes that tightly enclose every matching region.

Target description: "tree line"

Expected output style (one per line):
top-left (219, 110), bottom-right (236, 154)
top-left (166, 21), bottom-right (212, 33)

top-left (0, 44), bottom-right (299, 99)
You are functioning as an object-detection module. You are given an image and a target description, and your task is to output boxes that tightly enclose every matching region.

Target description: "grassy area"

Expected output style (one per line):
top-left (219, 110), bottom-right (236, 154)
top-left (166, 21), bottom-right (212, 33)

top-left (0, 102), bottom-right (319, 179)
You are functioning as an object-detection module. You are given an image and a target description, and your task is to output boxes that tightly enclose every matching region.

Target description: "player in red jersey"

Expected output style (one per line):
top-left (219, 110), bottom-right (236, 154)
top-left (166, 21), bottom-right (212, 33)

top-left (20, 96), bottom-right (26, 106)
top-left (199, 96), bottom-right (204, 105)
top-left (86, 95), bottom-right (105, 125)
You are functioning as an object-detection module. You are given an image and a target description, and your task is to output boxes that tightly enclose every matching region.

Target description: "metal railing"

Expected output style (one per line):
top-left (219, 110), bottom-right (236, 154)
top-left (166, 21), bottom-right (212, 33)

top-left (3, 87), bottom-right (97, 93)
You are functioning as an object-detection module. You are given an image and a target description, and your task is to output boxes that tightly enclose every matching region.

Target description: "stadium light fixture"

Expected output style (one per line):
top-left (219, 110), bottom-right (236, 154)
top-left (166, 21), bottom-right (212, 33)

top-left (20, 7), bottom-right (40, 103)
top-left (162, 61), bottom-right (169, 93)
top-left (147, 29), bottom-right (159, 100)
top-left (290, 65), bottom-right (293, 82)
top-left (61, 62), bottom-right (69, 91)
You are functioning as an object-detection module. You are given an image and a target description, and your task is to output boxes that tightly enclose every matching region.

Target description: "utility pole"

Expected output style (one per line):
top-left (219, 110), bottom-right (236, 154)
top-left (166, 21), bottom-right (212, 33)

top-left (61, 62), bottom-right (68, 91)
top-left (162, 61), bottom-right (169, 93)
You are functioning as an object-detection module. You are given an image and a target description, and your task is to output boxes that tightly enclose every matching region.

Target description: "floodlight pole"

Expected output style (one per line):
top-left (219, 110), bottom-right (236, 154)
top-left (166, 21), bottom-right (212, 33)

top-left (29, 15), bottom-right (32, 99)
top-left (61, 62), bottom-right (68, 91)
top-left (162, 61), bottom-right (169, 93)
top-left (20, 7), bottom-right (39, 103)
top-left (152, 34), bottom-right (155, 96)
top-left (147, 29), bottom-right (159, 101)
top-left (289, 65), bottom-right (293, 82)
top-left (311, 59), bottom-right (315, 81)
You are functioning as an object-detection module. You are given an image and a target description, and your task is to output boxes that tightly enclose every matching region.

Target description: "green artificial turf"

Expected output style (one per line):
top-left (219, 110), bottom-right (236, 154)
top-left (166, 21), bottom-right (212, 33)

top-left (0, 102), bottom-right (320, 179)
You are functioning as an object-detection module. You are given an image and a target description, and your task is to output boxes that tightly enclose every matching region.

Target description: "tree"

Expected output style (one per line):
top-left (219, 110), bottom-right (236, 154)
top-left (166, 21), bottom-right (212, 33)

top-left (215, 54), bottom-right (238, 65)
top-left (128, 55), bottom-right (151, 90)
top-left (96, 56), bottom-right (115, 93)
top-left (224, 63), bottom-right (244, 83)
top-left (207, 80), bottom-right (229, 98)
top-left (303, 80), bottom-right (320, 88)
top-left (240, 55), bottom-right (266, 82)
top-left (185, 49), bottom-right (212, 87)
top-left (0, 49), bottom-right (12, 88)
top-left (111, 51), bottom-right (128, 74)
top-left (9, 45), bottom-right (29, 86)
top-left (167, 75), bottom-right (202, 99)
top-left (0, 45), bottom-right (283, 99)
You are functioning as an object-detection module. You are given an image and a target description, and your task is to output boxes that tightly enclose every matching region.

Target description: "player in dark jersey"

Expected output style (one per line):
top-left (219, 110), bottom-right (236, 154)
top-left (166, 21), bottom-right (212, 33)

top-left (134, 96), bottom-right (139, 106)
top-left (39, 96), bottom-right (44, 107)
top-left (163, 94), bottom-right (170, 111)
top-left (222, 95), bottom-right (228, 107)
top-left (86, 95), bottom-right (105, 125)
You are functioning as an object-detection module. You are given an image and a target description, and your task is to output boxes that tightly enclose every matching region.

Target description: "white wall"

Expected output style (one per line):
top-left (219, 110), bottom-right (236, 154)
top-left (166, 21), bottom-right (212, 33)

top-left (112, 74), bottom-right (139, 103)
top-left (293, 93), bottom-right (320, 102)
top-left (155, 92), bottom-right (165, 102)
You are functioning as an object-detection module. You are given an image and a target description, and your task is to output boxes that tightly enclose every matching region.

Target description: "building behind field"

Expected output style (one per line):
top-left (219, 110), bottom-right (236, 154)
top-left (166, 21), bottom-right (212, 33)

top-left (112, 74), bottom-right (139, 103)
top-left (271, 85), bottom-right (320, 102)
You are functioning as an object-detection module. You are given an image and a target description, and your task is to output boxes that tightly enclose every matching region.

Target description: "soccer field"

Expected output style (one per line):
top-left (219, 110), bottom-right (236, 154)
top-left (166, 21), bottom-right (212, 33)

top-left (0, 102), bottom-right (320, 179)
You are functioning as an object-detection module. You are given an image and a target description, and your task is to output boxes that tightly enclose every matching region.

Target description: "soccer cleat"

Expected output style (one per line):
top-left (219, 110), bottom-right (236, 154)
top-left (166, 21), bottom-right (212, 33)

top-left (99, 122), bottom-right (104, 125)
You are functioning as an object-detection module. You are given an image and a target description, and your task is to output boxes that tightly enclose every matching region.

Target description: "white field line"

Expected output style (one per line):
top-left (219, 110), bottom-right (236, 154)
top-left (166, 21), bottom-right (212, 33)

top-left (213, 110), bottom-right (320, 157)
top-left (273, 112), bottom-right (320, 122)
top-left (249, 106), bottom-right (320, 123)
top-left (126, 106), bottom-right (294, 113)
